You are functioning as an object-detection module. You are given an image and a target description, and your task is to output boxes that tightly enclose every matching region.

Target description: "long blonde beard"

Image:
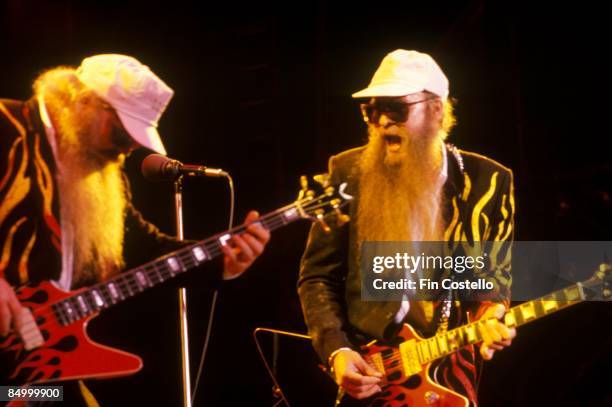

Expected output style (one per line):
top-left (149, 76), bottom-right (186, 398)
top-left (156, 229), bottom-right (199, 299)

top-left (56, 109), bottom-right (126, 285)
top-left (357, 127), bottom-right (445, 244)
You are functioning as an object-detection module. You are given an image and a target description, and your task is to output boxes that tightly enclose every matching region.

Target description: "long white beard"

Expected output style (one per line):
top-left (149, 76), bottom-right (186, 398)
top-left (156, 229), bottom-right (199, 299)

top-left (57, 159), bottom-right (126, 285)
top-left (357, 127), bottom-right (445, 244)
top-left (56, 119), bottom-right (126, 285)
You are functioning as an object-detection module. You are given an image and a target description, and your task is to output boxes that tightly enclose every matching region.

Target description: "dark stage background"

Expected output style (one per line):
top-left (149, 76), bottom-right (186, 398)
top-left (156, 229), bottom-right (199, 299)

top-left (1, 0), bottom-right (611, 406)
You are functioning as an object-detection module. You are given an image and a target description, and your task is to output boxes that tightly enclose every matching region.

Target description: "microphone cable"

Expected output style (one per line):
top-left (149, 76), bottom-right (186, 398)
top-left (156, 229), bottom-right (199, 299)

top-left (191, 173), bottom-right (234, 405)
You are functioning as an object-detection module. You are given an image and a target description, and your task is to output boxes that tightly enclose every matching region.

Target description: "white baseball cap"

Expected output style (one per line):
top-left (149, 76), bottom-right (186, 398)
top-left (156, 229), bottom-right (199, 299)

top-left (76, 54), bottom-right (174, 155)
top-left (352, 50), bottom-right (449, 100)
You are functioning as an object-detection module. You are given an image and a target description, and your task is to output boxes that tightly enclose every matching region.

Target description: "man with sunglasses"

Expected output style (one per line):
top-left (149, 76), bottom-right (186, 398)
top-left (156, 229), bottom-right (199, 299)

top-left (0, 54), bottom-right (270, 404)
top-left (298, 50), bottom-right (515, 405)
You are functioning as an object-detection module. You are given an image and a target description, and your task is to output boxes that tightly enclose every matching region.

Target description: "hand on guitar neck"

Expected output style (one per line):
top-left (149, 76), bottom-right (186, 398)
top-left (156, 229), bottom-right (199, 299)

top-left (220, 210), bottom-right (271, 280)
top-left (476, 303), bottom-right (517, 360)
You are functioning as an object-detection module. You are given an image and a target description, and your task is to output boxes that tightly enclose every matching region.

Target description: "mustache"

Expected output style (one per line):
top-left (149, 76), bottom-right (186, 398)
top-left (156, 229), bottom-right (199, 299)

top-left (110, 128), bottom-right (135, 150)
top-left (369, 125), bottom-right (409, 137)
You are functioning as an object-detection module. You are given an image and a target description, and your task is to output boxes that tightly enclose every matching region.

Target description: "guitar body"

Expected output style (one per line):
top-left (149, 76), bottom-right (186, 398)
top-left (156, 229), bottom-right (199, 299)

top-left (0, 282), bottom-right (142, 385)
top-left (0, 180), bottom-right (354, 404)
top-left (341, 324), bottom-right (468, 407)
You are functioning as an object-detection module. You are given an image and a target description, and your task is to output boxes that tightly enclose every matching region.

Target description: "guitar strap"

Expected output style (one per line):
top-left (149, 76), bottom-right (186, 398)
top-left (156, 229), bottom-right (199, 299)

top-left (435, 144), bottom-right (464, 336)
top-left (435, 287), bottom-right (454, 335)
top-left (432, 146), bottom-right (482, 407)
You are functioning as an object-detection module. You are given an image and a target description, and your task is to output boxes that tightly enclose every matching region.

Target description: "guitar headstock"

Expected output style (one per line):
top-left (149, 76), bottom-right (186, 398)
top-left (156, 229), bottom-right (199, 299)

top-left (295, 174), bottom-right (353, 232)
top-left (582, 262), bottom-right (611, 300)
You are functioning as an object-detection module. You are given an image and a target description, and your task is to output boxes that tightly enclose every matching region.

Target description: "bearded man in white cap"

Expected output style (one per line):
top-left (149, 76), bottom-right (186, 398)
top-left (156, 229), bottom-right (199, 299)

top-left (0, 54), bottom-right (269, 404)
top-left (298, 50), bottom-right (515, 405)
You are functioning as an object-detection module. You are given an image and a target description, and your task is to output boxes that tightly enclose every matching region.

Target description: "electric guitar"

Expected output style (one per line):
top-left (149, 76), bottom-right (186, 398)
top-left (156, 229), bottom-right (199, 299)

top-left (339, 263), bottom-right (611, 406)
top-left (0, 176), bottom-right (352, 386)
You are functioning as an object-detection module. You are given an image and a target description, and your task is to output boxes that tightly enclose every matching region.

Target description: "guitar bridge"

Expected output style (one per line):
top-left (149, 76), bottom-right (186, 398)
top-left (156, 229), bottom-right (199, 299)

top-left (17, 308), bottom-right (44, 350)
top-left (369, 352), bottom-right (385, 375)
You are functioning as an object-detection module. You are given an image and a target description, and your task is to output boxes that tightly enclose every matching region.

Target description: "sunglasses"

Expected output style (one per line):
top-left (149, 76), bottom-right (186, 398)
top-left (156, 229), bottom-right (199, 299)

top-left (359, 97), bottom-right (438, 124)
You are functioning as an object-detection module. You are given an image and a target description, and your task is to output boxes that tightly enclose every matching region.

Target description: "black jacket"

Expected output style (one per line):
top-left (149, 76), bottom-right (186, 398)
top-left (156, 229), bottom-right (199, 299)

top-left (297, 144), bottom-right (514, 364)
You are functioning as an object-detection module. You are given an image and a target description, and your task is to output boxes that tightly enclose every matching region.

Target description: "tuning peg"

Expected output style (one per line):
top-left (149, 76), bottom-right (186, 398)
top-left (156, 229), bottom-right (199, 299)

top-left (334, 208), bottom-right (350, 226)
top-left (597, 262), bottom-right (611, 280)
top-left (313, 173), bottom-right (330, 188)
top-left (315, 212), bottom-right (331, 233)
top-left (298, 175), bottom-right (311, 200)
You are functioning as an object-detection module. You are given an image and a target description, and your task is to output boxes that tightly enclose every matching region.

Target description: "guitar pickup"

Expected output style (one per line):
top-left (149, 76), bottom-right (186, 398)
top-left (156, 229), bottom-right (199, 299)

top-left (399, 339), bottom-right (422, 376)
top-left (17, 308), bottom-right (44, 350)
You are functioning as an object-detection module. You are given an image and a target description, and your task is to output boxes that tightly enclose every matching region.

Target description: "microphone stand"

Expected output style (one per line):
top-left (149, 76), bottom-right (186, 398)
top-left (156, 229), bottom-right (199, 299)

top-left (174, 176), bottom-right (192, 407)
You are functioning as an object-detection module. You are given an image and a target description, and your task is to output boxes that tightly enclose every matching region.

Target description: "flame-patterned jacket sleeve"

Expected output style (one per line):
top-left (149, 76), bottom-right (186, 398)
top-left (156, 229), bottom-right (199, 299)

top-left (0, 100), bottom-right (34, 285)
top-left (469, 168), bottom-right (514, 311)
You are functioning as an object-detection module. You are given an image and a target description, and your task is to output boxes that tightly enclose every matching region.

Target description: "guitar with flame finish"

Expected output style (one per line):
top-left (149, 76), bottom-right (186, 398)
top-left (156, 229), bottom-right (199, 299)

top-left (0, 176), bottom-right (352, 388)
top-left (339, 264), bottom-right (611, 406)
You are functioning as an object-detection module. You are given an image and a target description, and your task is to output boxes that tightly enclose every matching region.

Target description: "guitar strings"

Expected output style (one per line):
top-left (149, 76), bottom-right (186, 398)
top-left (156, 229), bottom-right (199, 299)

top-left (366, 323), bottom-right (489, 370)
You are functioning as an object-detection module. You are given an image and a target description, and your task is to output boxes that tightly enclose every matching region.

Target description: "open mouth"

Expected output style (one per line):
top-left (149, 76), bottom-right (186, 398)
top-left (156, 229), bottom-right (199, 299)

top-left (383, 134), bottom-right (403, 152)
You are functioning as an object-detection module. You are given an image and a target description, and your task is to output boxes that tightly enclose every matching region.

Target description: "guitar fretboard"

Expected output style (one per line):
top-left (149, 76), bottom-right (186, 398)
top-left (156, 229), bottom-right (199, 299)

top-left (404, 282), bottom-right (591, 366)
top-left (51, 202), bottom-right (306, 326)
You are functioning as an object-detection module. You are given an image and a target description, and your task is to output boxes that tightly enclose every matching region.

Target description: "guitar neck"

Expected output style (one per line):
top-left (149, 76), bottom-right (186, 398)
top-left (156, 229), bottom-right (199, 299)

top-left (51, 201), bottom-right (306, 326)
top-left (410, 282), bottom-right (593, 365)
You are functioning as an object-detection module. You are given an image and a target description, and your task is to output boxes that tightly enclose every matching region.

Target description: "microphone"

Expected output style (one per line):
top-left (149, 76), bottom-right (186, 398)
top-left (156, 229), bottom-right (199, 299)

top-left (141, 154), bottom-right (229, 181)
